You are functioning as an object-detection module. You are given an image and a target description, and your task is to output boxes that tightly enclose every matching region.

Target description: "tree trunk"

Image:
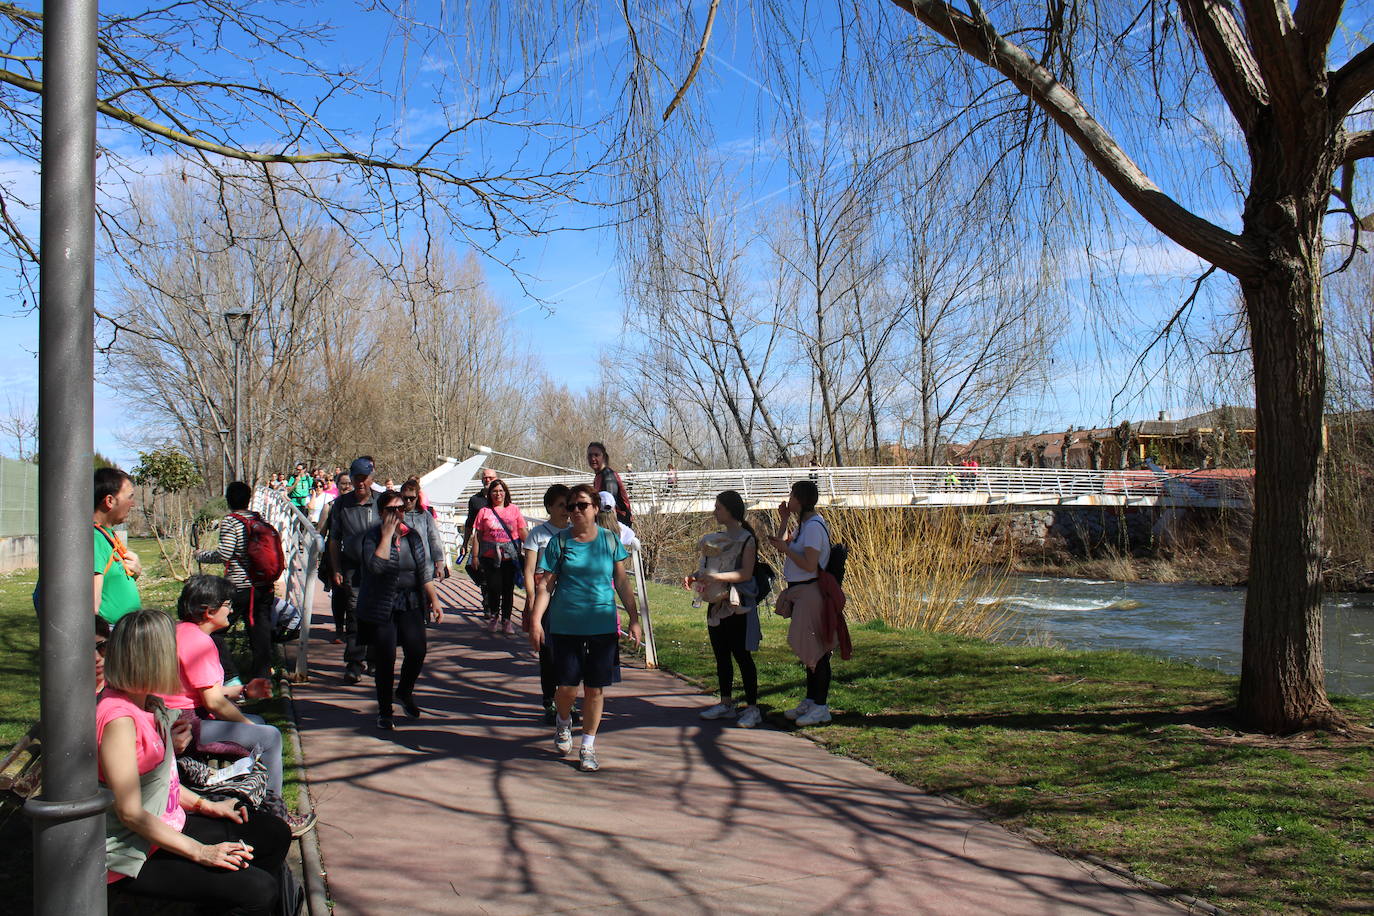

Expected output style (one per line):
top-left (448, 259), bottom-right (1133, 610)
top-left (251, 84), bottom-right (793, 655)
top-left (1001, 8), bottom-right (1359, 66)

top-left (1237, 143), bottom-right (1343, 732)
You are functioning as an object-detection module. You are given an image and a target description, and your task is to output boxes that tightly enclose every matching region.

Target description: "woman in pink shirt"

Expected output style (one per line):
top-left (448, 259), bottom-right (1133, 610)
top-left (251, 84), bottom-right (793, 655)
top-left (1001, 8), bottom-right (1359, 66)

top-left (98, 609), bottom-right (290, 911)
top-left (162, 576), bottom-right (296, 829)
top-left (473, 477), bottom-right (528, 635)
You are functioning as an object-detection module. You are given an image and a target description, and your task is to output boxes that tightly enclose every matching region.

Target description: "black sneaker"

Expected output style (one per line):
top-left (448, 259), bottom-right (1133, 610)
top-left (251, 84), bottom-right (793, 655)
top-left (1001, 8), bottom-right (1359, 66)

top-left (377, 715), bottom-right (394, 731)
top-left (343, 665), bottom-right (362, 685)
top-left (398, 693), bottom-right (421, 719)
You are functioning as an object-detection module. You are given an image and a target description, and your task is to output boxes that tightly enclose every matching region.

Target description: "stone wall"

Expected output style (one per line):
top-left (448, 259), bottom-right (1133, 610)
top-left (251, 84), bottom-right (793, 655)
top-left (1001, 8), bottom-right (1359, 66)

top-left (992, 507), bottom-right (1210, 557)
top-left (0, 534), bottom-right (37, 573)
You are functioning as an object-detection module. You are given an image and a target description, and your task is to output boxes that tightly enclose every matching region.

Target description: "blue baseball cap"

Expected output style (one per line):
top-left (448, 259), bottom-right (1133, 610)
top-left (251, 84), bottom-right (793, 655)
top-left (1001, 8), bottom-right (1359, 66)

top-left (349, 457), bottom-right (375, 478)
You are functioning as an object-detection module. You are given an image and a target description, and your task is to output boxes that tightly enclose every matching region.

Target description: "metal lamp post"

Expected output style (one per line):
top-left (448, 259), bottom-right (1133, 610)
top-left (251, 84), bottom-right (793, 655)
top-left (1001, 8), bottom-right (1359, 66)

top-left (223, 310), bottom-right (251, 481)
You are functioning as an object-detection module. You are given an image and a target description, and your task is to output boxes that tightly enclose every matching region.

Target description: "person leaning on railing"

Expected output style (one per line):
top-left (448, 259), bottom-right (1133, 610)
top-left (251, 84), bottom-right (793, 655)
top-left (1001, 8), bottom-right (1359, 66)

top-left (98, 609), bottom-right (292, 913)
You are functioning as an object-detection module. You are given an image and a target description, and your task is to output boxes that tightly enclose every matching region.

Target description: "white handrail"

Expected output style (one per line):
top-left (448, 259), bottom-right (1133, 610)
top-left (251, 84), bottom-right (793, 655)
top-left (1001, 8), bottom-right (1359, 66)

top-left (252, 487), bottom-right (324, 682)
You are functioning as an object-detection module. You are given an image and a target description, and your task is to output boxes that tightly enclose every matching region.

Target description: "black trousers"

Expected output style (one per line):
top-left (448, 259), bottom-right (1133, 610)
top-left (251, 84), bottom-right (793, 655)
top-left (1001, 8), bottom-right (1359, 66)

top-left (708, 613), bottom-right (758, 705)
top-left (805, 652), bottom-right (833, 706)
top-left (479, 557), bottom-right (516, 621)
top-left (231, 583), bottom-right (276, 680)
top-left (362, 601), bottom-right (427, 716)
top-left (538, 629), bottom-right (557, 704)
top-left (331, 573), bottom-right (367, 667)
top-left (113, 809), bottom-right (290, 915)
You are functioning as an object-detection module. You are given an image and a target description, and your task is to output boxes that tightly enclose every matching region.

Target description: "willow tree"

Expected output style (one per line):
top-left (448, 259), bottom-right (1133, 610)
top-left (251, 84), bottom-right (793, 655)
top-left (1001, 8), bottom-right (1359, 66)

top-left (878, 1), bottom-right (1373, 732)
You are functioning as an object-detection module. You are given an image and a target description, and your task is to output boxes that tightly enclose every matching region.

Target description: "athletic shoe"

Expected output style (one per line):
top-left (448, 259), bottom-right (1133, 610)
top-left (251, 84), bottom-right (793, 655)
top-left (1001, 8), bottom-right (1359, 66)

top-left (699, 702), bottom-right (737, 720)
top-left (342, 665), bottom-right (362, 685)
top-left (736, 705), bottom-right (763, 728)
top-left (554, 723), bottom-right (573, 755)
top-left (579, 747), bottom-right (600, 772)
top-left (284, 811), bottom-right (317, 838)
top-left (377, 715), bottom-right (394, 731)
top-left (397, 693), bottom-right (421, 719)
top-left (485, 617), bottom-right (500, 633)
top-left (794, 704), bottom-right (832, 726)
top-left (783, 698), bottom-right (815, 721)
top-left (502, 619), bottom-right (515, 635)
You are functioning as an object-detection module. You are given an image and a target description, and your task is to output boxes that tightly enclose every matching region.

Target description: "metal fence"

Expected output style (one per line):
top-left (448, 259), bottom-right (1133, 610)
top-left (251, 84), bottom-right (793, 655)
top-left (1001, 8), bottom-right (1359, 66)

top-left (0, 456), bottom-right (38, 537)
top-left (252, 486), bottom-right (324, 680)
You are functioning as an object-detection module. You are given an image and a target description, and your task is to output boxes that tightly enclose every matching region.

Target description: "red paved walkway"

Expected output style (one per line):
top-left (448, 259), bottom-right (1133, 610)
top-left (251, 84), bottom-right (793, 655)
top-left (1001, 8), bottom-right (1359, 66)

top-left (292, 579), bottom-right (1183, 915)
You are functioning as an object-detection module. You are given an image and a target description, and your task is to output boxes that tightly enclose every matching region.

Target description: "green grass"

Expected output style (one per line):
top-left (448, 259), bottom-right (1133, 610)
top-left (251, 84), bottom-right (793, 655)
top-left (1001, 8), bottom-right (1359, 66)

top-left (642, 582), bottom-right (1374, 915)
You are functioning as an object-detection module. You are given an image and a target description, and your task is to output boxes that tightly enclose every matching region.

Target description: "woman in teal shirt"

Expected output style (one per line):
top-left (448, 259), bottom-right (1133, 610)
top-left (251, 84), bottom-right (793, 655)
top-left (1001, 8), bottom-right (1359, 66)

top-left (528, 483), bottom-right (642, 773)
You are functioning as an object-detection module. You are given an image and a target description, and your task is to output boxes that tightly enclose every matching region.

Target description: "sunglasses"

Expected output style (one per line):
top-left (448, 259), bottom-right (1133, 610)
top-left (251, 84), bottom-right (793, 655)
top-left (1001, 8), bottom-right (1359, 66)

top-left (94, 640), bottom-right (107, 654)
top-left (383, 503), bottom-right (406, 512)
top-left (402, 494), bottom-right (417, 501)
top-left (566, 501), bottom-right (594, 512)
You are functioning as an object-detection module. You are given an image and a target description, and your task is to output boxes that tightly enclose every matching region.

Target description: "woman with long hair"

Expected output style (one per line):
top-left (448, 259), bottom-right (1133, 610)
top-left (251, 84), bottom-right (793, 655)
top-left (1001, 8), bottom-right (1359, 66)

top-left (769, 479), bottom-right (837, 726)
top-left (357, 489), bottom-right (445, 730)
top-left (684, 490), bottom-right (761, 727)
top-left (98, 609), bottom-right (291, 912)
top-left (472, 477), bottom-right (528, 635)
top-left (528, 483), bottom-right (642, 772)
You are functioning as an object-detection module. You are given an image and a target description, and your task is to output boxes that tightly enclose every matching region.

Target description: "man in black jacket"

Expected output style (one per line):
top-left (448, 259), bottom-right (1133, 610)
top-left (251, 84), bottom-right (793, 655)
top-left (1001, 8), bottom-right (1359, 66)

top-left (327, 456), bottom-right (379, 683)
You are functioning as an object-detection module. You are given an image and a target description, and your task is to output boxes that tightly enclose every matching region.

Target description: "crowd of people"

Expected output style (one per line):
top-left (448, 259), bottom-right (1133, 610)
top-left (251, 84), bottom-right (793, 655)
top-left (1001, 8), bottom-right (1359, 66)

top-left (85, 440), bottom-right (849, 911)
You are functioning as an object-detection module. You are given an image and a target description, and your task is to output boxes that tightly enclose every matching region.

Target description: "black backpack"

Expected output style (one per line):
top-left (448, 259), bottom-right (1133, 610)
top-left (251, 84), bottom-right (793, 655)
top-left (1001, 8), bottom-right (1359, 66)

top-left (809, 516), bottom-right (848, 586)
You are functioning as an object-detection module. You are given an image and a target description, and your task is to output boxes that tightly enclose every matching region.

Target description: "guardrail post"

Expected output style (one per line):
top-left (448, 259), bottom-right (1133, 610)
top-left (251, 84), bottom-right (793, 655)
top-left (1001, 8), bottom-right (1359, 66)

top-left (631, 548), bottom-right (657, 668)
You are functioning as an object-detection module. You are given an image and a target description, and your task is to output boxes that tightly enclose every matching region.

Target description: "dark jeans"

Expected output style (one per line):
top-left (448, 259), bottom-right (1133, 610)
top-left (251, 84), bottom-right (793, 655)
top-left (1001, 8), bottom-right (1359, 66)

top-left (113, 809), bottom-right (290, 915)
top-left (231, 583), bottom-right (276, 680)
top-left (805, 652), bottom-right (833, 706)
top-left (709, 613), bottom-right (758, 705)
top-left (331, 572), bottom-right (367, 668)
top-left (479, 557), bottom-right (516, 621)
top-left (361, 600), bottom-right (427, 717)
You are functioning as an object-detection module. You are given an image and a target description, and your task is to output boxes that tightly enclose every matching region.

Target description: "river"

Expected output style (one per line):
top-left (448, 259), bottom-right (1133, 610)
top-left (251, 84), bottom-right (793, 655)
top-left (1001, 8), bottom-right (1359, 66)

top-left (996, 577), bottom-right (1374, 698)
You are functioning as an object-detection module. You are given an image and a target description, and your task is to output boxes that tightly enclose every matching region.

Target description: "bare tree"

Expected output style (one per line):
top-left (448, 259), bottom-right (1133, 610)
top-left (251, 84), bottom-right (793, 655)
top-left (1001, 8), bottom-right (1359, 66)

top-left (0, 395), bottom-right (37, 461)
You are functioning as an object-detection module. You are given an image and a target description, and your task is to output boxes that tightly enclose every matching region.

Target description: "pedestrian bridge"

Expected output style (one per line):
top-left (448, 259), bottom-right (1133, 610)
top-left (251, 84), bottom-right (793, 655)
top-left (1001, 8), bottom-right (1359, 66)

top-left (424, 462), bottom-right (1252, 525)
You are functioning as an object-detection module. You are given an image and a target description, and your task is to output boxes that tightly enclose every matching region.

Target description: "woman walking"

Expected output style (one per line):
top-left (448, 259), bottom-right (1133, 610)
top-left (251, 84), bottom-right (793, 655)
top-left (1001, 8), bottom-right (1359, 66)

top-left (357, 490), bottom-right (444, 730)
top-left (769, 480), bottom-right (839, 726)
top-left (472, 477), bottom-right (527, 635)
top-left (98, 609), bottom-right (291, 913)
top-left (684, 490), bottom-right (762, 727)
top-left (528, 483), bottom-right (642, 772)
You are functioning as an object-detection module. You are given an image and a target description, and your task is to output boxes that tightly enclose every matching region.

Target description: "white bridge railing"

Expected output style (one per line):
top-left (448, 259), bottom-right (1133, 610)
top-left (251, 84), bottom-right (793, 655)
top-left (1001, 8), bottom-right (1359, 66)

top-left (253, 486), bottom-right (324, 681)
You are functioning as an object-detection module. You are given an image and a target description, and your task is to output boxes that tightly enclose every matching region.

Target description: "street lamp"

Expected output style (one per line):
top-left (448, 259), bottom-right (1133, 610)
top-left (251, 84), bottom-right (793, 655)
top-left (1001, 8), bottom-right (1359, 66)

top-left (224, 310), bottom-right (251, 481)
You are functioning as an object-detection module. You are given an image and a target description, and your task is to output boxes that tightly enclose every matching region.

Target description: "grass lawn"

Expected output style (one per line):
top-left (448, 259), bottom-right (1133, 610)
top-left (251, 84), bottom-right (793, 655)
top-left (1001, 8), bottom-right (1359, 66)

top-left (0, 538), bottom-right (306, 909)
top-left (642, 581), bottom-right (1374, 915)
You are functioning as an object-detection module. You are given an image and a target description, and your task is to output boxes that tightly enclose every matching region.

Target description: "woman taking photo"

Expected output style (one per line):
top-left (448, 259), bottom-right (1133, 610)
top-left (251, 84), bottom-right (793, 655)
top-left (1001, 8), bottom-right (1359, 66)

top-left (473, 477), bottom-right (527, 635)
top-left (358, 489), bottom-right (444, 730)
top-left (769, 479), bottom-right (837, 727)
top-left (99, 609), bottom-right (291, 912)
top-left (684, 490), bottom-right (762, 728)
top-left (528, 483), bottom-right (642, 772)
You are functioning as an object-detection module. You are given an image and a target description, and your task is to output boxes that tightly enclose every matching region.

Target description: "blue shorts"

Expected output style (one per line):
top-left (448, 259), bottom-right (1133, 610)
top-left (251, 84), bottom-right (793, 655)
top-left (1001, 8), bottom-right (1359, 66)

top-left (547, 632), bottom-right (617, 689)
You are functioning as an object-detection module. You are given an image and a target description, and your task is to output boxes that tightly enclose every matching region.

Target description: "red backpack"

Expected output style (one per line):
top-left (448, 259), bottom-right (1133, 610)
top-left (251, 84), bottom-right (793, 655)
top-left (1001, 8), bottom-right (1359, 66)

top-left (231, 512), bottom-right (286, 585)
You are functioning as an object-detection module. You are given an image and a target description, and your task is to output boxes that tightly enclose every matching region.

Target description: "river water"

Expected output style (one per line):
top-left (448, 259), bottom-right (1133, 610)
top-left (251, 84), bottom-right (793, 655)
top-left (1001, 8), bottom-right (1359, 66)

top-left (995, 577), bottom-right (1374, 698)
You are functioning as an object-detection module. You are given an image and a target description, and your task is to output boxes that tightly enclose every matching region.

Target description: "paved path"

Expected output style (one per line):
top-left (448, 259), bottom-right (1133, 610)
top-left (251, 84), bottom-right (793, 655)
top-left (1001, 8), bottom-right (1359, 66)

top-left (293, 580), bottom-right (1182, 915)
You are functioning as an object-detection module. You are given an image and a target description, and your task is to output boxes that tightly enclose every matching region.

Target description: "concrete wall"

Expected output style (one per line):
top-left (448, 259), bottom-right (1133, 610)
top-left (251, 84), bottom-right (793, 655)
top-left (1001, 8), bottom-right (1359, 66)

top-left (0, 534), bottom-right (38, 573)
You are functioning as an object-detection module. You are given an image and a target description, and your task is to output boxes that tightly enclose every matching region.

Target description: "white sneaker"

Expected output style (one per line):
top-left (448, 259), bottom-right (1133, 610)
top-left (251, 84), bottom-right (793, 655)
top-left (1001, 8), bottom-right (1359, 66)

top-left (699, 702), bottom-right (737, 720)
top-left (794, 704), bottom-right (832, 726)
top-left (783, 699), bottom-right (815, 721)
top-left (579, 746), bottom-right (600, 772)
top-left (736, 705), bottom-right (763, 728)
top-left (554, 724), bottom-right (573, 755)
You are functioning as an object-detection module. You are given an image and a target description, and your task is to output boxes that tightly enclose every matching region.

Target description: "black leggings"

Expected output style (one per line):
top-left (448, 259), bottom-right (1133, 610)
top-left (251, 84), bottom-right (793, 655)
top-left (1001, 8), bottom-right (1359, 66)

top-left (708, 613), bottom-right (757, 705)
top-left (362, 602), bottom-right (427, 716)
top-left (538, 630), bottom-right (557, 705)
top-left (114, 810), bottom-right (290, 914)
top-left (479, 557), bottom-right (516, 621)
top-left (805, 652), bottom-right (832, 706)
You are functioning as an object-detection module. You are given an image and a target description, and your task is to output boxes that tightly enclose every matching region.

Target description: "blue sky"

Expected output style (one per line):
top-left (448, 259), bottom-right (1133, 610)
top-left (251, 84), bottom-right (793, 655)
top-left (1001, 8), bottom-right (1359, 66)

top-left (8, 1), bottom-right (1358, 467)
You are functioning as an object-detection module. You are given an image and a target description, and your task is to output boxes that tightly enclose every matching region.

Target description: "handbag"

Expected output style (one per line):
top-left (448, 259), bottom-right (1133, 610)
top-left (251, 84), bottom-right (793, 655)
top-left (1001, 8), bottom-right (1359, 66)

top-left (488, 507), bottom-right (526, 590)
top-left (460, 551), bottom-right (485, 587)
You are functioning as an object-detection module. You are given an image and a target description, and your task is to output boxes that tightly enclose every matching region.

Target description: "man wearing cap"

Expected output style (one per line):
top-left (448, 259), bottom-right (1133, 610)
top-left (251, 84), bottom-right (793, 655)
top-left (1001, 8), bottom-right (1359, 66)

top-left (326, 456), bottom-right (380, 683)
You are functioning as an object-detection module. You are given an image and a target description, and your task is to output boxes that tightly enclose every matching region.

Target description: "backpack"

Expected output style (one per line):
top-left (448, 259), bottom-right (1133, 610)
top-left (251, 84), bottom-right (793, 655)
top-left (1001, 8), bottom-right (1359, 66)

top-left (232, 512), bottom-right (285, 586)
top-left (269, 597), bottom-right (302, 643)
top-left (808, 516), bottom-right (848, 587)
top-left (599, 467), bottom-right (633, 527)
top-left (740, 533), bottom-right (776, 605)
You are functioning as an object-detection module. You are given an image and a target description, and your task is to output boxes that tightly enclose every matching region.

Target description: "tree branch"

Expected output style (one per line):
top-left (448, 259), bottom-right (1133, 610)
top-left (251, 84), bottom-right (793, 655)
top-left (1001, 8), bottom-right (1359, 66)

top-left (887, 0), bottom-right (1261, 278)
top-left (1177, 0), bottom-right (1268, 134)
top-left (662, 0), bottom-right (720, 122)
top-left (1343, 129), bottom-right (1374, 164)
top-left (1331, 43), bottom-right (1374, 118)
top-left (1294, 0), bottom-right (1343, 54)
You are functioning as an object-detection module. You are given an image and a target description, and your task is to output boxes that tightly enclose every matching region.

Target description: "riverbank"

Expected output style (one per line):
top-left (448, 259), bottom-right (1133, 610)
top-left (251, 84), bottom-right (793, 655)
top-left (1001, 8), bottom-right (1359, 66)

top-left (644, 581), bottom-right (1374, 915)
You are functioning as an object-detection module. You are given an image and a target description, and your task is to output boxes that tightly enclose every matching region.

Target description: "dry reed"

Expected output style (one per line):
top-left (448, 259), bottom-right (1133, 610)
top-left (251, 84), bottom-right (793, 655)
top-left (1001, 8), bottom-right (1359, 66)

top-left (826, 506), bottom-right (1015, 640)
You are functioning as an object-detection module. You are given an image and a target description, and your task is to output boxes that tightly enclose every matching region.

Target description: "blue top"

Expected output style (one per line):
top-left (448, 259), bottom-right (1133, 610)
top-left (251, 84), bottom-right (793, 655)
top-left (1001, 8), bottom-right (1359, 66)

top-left (537, 528), bottom-right (628, 636)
